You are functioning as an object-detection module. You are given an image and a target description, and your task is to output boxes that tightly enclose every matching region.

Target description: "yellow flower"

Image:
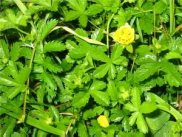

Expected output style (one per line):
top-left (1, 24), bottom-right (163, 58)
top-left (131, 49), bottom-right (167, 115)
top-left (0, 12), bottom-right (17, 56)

top-left (97, 115), bottom-right (109, 128)
top-left (112, 23), bottom-right (135, 45)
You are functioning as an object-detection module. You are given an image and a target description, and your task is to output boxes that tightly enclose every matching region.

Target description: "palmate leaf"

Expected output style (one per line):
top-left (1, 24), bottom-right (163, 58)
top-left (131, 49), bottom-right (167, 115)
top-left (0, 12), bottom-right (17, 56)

top-left (70, 43), bottom-right (108, 61)
top-left (0, 67), bottom-right (29, 100)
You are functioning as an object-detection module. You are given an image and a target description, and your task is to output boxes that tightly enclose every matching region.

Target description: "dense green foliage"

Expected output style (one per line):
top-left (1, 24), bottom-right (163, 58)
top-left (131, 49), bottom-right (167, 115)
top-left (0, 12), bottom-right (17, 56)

top-left (0, 0), bottom-right (182, 136)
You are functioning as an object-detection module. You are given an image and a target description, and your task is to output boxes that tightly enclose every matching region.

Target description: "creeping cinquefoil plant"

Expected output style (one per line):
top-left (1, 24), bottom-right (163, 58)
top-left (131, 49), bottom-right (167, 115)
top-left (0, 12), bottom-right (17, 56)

top-left (0, 0), bottom-right (182, 136)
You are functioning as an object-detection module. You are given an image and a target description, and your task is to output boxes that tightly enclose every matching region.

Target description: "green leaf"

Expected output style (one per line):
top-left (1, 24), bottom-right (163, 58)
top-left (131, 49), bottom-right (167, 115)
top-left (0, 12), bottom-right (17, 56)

top-left (146, 92), bottom-right (182, 121)
top-left (86, 4), bottom-right (103, 16)
top-left (139, 102), bottom-right (157, 114)
top-left (165, 52), bottom-right (182, 59)
top-left (154, 121), bottom-right (181, 137)
top-left (90, 80), bottom-right (106, 91)
top-left (0, 74), bottom-right (18, 86)
top-left (44, 41), bottom-right (66, 53)
top-left (136, 18), bottom-right (143, 42)
top-left (1, 117), bottom-right (16, 136)
top-left (26, 115), bottom-right (65, 136)
top-left (118, 131), bottom-right (144, 137)
top-left (69, 45), bottom-right (87, 59)
top-left (0, 39), bottom-right (9, 59)
top-left (37, 19), bottom-right (58, 42)
top-left (125, 44), bottom-right (133, 53)
top-left (90, 90), bottom-right (109, 106)
top-left (134, 61), bottom-right (160, 83)
top-left (160, 61), bottom-right (182, 87)
top-left (139, 13), bottom-right (153, 34)
top-left (79, 14), bottom-right (88, 27)
top-left (15, 66), bottom-right (30, 84)
top-left (146, 111), bottom-right (170, 132)
top-left (64, 10), bottom-right (81, 21)
top-left (83, 109), bottom-right (96, 120)
top-left (67, 0), bottom-right (87, 12)
top-left (129, 112), bottom-right (139, 126)
top-left (131, 87), bottom-right (141, 109)
top-left (41, 72), bottom-right (57, 90)
top-left (107, 81), bottom-right (118, 101)
top-left (72, 92), bottom-right (90, 108)
top-left (108, 64), bottom-right (116, 79)
top-left (125, 103), bottom-right (137, 112)
top-left (93, 63), bottom-right (110, 78)
top-left (154, 0), bottom-right (167, 14)
top-left (78, 121), bottom-right (88, 137)
top-left (136, 113), bottom-right (148, 133)
top-left (43, 57), bottom-right (62, 73)
top-left (111, 44), bottom-right (124, 62)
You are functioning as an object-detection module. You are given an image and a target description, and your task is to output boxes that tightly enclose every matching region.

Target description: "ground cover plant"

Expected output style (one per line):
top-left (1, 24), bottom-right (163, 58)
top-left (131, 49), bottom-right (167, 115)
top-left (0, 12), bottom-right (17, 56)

top-left (0, 0), bottom-right (182, 136)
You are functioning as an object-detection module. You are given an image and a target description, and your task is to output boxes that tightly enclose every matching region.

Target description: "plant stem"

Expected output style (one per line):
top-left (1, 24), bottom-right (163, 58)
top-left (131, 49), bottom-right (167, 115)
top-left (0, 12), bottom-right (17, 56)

top-left (106, 14), bottom-right (114, 55)
top-left (153, 2), bottom-right (156, 38)
top-left (170, 0), bottom-right (175, 34)
top-left (19, 44), bottom-right (36, 123)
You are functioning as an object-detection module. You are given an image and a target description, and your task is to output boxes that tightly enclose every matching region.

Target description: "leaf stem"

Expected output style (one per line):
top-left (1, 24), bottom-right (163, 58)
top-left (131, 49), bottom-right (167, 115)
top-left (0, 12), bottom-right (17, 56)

top-left (170, 0), bottom-right (175, 34)
top-left (106, 13), bottom-right (114, 55)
